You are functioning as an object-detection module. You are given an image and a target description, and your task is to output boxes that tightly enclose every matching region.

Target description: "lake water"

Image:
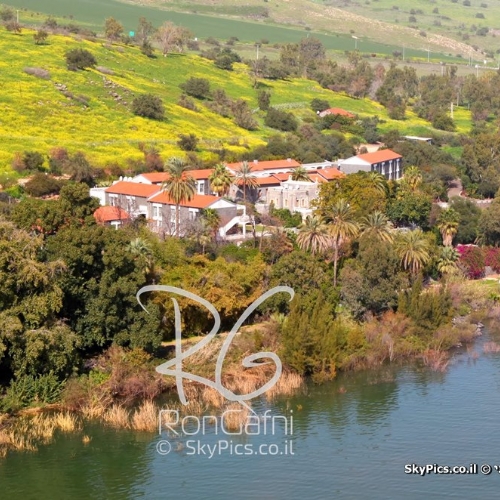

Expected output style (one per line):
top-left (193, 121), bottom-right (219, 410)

top-left (3, 328), bottom-right (500, 499)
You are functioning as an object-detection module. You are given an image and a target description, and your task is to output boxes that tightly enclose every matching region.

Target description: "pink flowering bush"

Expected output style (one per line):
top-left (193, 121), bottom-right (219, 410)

top-left (457, 245), bottom-right (485, 279)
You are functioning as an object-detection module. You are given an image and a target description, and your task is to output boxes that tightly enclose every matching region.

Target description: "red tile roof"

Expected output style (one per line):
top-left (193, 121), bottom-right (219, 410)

top-left (225, 159), bottom-right (300, 172)
top-left (255, 176), bottom-right (283, 187)
top-left (316, 168), bottom-right (345, 180)
top-left (319, 108), bottom-right (356, 118)
top-left (272, 172), bottom-right (294, 182)
top-left (137, 169), bottom-right (214, 184)
top-left (149, 191), bottom-right (220, 209)
top-left (186, 169), bottom-right (214, 180)
top-left (357, 149), bottom-right (402, 164)
top-left (94, 206), bottom-right (130, 223)
top-left (106, 181), bottom-right (160, 198)
top-left (308, 173), bottom-right (328, 183)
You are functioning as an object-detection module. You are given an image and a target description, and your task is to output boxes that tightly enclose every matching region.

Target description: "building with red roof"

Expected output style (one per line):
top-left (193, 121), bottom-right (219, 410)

top-left (318, 108), bottom-right (356, 119)
top-left (133, 169), bottom-right (215, 195)
top-left (147, 191), bottom-right (237, 237)
top-left (104, 181), bottom-right (161, 219)
top-left (94, 206), bottom-right (130, 228)
top-left (338, 149), bottom-right (402, 180)
top-left (225, 159), bottom-right (301, 177)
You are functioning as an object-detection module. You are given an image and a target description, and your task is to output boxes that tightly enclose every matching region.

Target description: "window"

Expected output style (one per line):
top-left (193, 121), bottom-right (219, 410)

top-left (153, 205), bottom-right (161, 219)
top-left (197, 181), bottom-right (204, 195)
top-left (170, 207), bottom-right (177, 223)
top-left (109, 195), bottom-right (118, 207)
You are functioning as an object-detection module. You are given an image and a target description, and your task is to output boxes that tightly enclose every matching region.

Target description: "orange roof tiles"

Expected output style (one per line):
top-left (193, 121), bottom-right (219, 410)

top-left (316, 168), bottom-right (345, 180)
top-left (185, 169), bottom-right (214, 180)
top-left (138, 169), bottom-right (214, 184)
top-left (272, 172), bottom-right (294, 181)
top-left (308, 173), bottom-right (328, 183)
top-left (106, 181), bottom-right (160, 198)
top-left (94, 206), bottom-right (130, 223)
top-left (357, 149), bottom-right (402, 164)
top-left (255, 176), bottom-right (282, 187)
top-left (320, 108), bottom-right (356, 118)
top-left (225, 159), bottom-right (300, 172)
top-left (149, 192), bottom-right (220, 209)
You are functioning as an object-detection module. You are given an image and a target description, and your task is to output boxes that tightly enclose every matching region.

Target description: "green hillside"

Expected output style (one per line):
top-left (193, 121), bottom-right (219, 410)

top-left (0, 26), bottom-right (471, 172)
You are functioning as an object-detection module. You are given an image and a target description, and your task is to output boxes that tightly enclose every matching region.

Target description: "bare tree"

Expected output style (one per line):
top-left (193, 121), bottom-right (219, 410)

top-left (155, 22), bottom-right (191, 57)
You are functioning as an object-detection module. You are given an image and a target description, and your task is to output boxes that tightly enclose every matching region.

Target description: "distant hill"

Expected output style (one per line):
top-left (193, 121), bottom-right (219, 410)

top-left (3, 0), bottom-right (485, 60)
top-left (0, 26), bottom-right (470, 172)
top-left (119, 0), bottom-right (487, 57)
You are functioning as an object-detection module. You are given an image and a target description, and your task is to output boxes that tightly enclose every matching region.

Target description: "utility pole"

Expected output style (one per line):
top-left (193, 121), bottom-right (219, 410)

top-left (450, 102), bottom-right (454, 119)
top-left (403, 44), bottom-right (405, 62)
top-left (16, 10), bottom-right (19, 23)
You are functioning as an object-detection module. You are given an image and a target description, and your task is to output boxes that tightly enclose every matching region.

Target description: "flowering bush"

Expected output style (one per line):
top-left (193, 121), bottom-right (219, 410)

top-left (484, 247), bottom-right (500, 273)
top-left (457, 245), bottom-right (485, 279)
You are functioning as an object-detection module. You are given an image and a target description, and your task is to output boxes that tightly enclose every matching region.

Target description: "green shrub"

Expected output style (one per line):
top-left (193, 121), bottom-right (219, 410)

top-left (24, 173), bottom-right (62, 197)
top-left (132, 94), bottom-right (165, 120)
top-left (310, 98), bottom-right (330, 113)
top-left (22, 151), bottom-right (45, 171)
top-left (1, 373), bottom-right (65, 412)
top-left (265, 108), bottom-right (298, 131)
top-left (65, 48), bottom-right (97, 71)
top-left (180, 77), bottom-right (211, 99)
top-left (177, 133), bottom-right (198, 151)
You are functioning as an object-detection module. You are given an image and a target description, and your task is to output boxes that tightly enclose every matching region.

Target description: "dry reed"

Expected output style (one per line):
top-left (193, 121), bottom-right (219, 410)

top-left (54, 412), bottom-right (81, 433)
top-left (483, 342), bottom-right (500, 353)
top-left (131, 401), bottom-right (158, 432)
top-left (0, 411), bottom-right (81, 457)
top-left (200, 387), bottom-right (225, 409)
top-left (422, 349), bottom-right (449, 372)
top-left (222, 403), bottom-right (250, 432)
top-left (103, 405), bottom-right (130, 428)
top-left (265, 372), bottom-right (304, 400)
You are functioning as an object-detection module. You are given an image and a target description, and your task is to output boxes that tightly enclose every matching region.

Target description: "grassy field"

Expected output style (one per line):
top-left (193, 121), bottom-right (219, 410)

top-left (0, 26), bottom-right (472, 172)
top-left (123, 0), bottom-right (478, 56)
top-left (2, 0), bottom-right (466, 62)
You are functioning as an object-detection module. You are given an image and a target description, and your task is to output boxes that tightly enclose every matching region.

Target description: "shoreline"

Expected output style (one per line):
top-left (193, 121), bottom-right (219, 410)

top-left (0, 305), bottom-right (494, 458)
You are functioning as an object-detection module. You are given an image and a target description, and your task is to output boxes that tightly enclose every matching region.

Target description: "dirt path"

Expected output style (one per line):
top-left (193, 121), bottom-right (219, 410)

top-left (448, 178), bottom-right (463, 199)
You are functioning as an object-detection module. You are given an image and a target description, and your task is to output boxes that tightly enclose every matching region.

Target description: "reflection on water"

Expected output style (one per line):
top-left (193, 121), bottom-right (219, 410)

top-left (3, 328), bottom-right (500, 499)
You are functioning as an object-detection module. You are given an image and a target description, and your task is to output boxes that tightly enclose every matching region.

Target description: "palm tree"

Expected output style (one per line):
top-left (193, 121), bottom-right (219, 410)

top-left (395, 229), bottom-right (430, 276)
top-left (235, 161), bottom-right (258, 205)
top-left (361, 211), bottom-right (394, 243)
top-left (161, 157), bottom-right (196, 238)
top-left (367, 171), bottom-right (387, 195)
top-left (201, 208), bottom-right (221, 241)
top-left (401, 166), bottom-right (422, 193)
top-left (291, 166), bottom-right (310, 182)
top-left (208, 163), bottom-right (232, 197)
top-left (437, 246), bottom-right (459, 276)
top-left (436, 208), bottom-right (460, 247)
top-left (325, 198), bottom-right (360, 286)
top-left (128, 237), bottom-right (155, 280)
top-left (297, 215), bottom-right (330, 255)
